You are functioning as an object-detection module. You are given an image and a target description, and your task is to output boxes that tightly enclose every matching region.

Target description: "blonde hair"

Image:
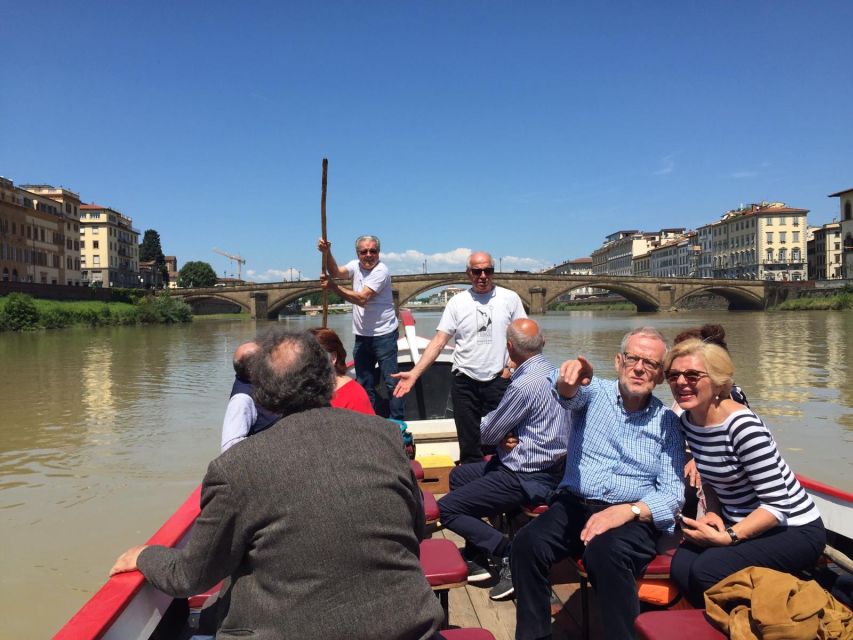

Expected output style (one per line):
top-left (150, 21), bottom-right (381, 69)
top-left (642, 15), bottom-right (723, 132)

top-left (664, 338), bottom-right (734, 397)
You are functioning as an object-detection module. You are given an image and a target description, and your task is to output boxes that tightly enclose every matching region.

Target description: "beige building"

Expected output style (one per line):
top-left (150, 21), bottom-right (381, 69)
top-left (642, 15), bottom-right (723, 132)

top-left (591, 229), bottom-right (684, 277)
top-left (79, 204), bottom-right (140, 288)
top-left (632, 252), bottom-right (650, 276)
top-left (0, 177), bottom-right (78, 285)
top-left (647, 232), bottom-right (699, 277)
top-left (808, 222), bottom-right (843, 280)
top-left (829, 188), bottom-right (853, 278)
top-left (697, 202), bottom-right (808, 281)
top-left (21, 184), bottom-right (83, 286)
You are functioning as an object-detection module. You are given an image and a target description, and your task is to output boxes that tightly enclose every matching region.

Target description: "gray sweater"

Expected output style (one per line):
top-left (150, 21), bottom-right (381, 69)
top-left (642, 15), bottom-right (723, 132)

top-left (139, 407), bottom-right (443, 640)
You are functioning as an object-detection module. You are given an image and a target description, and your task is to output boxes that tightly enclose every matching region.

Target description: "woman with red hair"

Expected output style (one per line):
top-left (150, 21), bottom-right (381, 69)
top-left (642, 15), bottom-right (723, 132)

top-left (310, 328), bottom-right (374, 415)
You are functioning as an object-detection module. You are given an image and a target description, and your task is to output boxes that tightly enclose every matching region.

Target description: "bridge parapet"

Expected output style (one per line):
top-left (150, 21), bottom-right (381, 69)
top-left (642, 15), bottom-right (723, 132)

top-left (167, 273), bottom-right (771, 317)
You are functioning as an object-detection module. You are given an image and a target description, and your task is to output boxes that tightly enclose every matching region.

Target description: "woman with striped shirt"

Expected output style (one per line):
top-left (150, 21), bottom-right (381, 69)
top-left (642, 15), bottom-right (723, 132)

top-left (664, 338), bottom-right (825, 607)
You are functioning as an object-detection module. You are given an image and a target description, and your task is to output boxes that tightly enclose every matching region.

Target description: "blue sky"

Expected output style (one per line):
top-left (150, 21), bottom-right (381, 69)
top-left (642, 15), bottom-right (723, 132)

top-left (2, 1), bottom-right (852, 281)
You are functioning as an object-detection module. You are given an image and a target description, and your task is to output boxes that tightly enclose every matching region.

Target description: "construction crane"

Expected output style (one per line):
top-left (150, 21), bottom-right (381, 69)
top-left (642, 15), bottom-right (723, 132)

top-left (212, 247), bottom-right (247, 281)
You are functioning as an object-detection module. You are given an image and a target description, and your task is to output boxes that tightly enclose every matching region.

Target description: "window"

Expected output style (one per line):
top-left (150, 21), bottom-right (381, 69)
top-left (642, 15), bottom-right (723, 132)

top-left (80, 240), bottom-right (85, 249)
top-left (846, 202), bottom-right (852, 221)
top-left (766, 232), bottom-right (773, 243)
top-left (766, 248), bottom-right (773, 262)
top-left (835, 242), bottom-right (840, 251)
top-left (779, 248), bottom-right (787, 262)
top-left (93, 256), bottom-right (100, 266)
top-left (92, 226), bottom-right (99, 234)
top-left (792, 248), bottom-right (801, 262)
top-left (793, 231), bottom-right (800, 243)
top-left (780, 232), bottom-right (787, 244)
top-left (766, 217), bottom-right (773, 225)
top-left (93, 240), bottom-right (99, 249)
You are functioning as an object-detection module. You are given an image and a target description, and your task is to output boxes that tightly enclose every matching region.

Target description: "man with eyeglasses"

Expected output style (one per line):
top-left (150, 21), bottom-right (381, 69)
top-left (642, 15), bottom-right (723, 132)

top-left (392, 251), bottom-right (526, 463)
top-left (318, 235), bottom-right (404, 420)
top-left (511, 327), bottom-right (685, 640)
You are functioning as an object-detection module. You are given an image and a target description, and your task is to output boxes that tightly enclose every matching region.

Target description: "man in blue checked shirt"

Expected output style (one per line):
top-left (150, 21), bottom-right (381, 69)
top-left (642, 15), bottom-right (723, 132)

top-left (438, 318), bottom-right (570, 602)
top-left (512, 327), bottom-right (685, 640)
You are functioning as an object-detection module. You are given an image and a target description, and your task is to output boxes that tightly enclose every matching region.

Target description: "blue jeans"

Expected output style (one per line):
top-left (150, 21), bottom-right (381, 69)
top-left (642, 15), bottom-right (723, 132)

top-left (353, 331), bottom-right (405, 420)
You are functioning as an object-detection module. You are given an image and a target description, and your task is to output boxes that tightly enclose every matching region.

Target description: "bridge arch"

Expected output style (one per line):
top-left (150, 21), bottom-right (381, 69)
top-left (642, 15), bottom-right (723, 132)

top-left (181, 293), bottom-right (251, 315)
top-left (539, 281), bottom-right (661, 312)
top-left (672, 285), bottom-right (764, 311)
top-left (266, 287), bottom-right (323, 318)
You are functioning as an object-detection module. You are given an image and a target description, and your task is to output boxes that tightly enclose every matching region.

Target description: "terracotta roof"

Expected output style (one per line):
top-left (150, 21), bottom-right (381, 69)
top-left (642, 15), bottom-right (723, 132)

top-left (569, 257), bottom-right (592, 263)
top-left (80, 204), bottom-right (107, 210)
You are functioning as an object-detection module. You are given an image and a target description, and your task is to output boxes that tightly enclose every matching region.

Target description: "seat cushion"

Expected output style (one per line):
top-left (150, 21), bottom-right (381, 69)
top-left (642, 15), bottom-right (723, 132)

top-left (422, 489), bottom-right (440, 523)
top-left (420, 539), bottom-right (467, 588)
top-left (634, 610), bottom-right (725, 640)
top-left (411, 459), bottom-right (425, 480)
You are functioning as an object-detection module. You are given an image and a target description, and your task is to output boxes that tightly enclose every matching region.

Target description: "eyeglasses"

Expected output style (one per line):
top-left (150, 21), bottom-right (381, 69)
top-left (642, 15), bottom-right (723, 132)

top-left (664, 369), bottom-right (710, 385)
top-left (620, 352), bottom-right (662, 372)
top-left (469, 267), bottom-right (495, 276)
top-left (358, 248), bottom-right (379, 256)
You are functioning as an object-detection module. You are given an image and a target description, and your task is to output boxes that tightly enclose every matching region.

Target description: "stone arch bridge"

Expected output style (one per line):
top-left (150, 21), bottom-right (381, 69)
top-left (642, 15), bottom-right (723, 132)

top-left (168, 273), bottom-right (775, 319)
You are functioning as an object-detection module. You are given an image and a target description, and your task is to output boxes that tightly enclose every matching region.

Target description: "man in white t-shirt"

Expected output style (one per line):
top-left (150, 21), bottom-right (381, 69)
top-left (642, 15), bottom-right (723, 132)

top-left (392, 252), bottom-right (526, 462)
top-left (318, 235), bottom-right (404, 419)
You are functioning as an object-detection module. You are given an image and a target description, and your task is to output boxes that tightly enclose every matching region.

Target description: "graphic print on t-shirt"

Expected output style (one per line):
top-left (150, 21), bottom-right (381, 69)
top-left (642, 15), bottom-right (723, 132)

top-left (476, 306), bottom-right (492, 343)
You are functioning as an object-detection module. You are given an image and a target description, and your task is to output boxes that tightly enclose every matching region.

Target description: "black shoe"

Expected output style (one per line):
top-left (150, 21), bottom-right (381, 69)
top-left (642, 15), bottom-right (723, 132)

top-left (489, 557), bottom-right (514, 600)
top-left (466, 556), bottom-right (492, 583)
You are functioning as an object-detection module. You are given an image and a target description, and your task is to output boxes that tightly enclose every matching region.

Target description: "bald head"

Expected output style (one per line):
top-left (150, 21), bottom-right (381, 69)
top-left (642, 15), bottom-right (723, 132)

top-left (507, 318), bottom-right (544, 363)
top-left (467, 252), bottom-right (494, 269)
top-left (233, 341), bottom-right (261, 381)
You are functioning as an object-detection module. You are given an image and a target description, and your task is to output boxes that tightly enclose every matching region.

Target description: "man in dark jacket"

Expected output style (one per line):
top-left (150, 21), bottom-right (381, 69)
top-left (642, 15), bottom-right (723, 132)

top-left (111, 329), bottom-right (444, 640)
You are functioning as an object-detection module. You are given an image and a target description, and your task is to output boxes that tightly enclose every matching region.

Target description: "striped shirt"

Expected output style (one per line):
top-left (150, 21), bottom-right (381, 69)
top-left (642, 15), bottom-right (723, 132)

top-left (479, 354), bottom-right (569, 473)
top-left (555, 377), bottom-right (686, 532)
top-left (681, 409), bottom-right (820, 526)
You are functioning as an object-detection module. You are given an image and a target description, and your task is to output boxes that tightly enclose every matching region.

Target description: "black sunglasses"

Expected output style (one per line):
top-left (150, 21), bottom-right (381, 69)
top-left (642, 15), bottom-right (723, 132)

top-left (358, 248), bottom-right (379, 256)
top-left (664, 369), bottom-right (710, 385)
top-left (469, 267), bottom-right (495, 276)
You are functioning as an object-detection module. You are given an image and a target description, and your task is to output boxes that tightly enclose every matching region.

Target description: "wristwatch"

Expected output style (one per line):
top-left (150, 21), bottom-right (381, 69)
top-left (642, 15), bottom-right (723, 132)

top-left (725, 526), bottom-right (740, 546)
top-left (630, 504), bottom-right (641, 521)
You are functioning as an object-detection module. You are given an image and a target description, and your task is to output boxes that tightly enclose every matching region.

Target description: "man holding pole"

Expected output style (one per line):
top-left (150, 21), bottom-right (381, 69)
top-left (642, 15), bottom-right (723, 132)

top-left (318, 235), bottom-right (404, 420)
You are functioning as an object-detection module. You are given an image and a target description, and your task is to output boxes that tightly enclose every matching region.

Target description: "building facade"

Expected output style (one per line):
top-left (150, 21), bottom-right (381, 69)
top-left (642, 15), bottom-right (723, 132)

top-left (698, 202), bottom-right (808, 281)
top-left (829, 188), bottom-right (853, 278)
top-left (0, 177), bottom-right (79, 285)
top-left (807, 222), bottom-right (843, 280)
top-left (79, 204), bottom-right (141, 288)
top-left (590, 229), bottom-right (684, 277)
top-left (21, 184), bottom-right (83, 286)
top-left (647, 232), bottom-right (699, 277)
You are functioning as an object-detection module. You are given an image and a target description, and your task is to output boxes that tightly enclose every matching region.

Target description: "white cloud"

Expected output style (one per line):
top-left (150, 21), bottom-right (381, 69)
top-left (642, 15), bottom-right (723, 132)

top-left (249, 248), bottom-right (551, 283)
top-left (246, 268), bottom-right (304, 282)
top-left (654, 155), bottom-right (675, 176)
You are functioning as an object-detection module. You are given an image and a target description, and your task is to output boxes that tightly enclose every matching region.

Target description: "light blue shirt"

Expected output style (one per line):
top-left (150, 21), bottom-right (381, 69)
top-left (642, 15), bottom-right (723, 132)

top-left (479, 354), bottom-right (569, 473)
top-left (555, 377), bottom-right (685, 532)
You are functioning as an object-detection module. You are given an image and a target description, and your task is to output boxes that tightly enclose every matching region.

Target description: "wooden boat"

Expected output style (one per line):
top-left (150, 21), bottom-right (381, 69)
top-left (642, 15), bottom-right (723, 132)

top-left (53, 311), bottom-right (853, 638)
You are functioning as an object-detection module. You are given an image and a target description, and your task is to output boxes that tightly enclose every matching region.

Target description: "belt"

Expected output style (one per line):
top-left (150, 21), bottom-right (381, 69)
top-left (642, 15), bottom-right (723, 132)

top-left (563, 491), bottom-right (613, 507)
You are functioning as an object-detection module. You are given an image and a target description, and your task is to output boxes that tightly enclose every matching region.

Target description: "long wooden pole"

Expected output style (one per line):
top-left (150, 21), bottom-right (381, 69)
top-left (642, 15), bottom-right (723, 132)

top-left (320, 158), bottom-right (329, 328)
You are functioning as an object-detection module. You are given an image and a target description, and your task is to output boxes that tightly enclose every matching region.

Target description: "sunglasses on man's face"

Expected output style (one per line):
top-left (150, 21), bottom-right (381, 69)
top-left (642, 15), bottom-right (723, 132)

top-left (358, 248), bottom-right (379, 256)
top-left (469, 267), bottom-right (495, 276)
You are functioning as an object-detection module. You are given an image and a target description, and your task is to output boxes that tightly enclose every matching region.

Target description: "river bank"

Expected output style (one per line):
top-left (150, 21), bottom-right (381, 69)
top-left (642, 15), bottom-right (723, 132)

top-left (0, 292), bottom-right (192, 331)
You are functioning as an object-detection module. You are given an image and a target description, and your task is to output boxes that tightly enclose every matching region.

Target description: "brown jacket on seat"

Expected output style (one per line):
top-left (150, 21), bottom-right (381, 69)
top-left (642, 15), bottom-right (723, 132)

top-left (704, 566), bottom-right (853, 640)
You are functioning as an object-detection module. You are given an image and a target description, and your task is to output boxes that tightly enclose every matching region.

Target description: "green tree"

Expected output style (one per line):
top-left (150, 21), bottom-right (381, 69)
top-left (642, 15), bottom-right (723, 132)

top-left (139, 229), bottom-right (168, 286)
top-left (178, 261), bottom-right (218, 288)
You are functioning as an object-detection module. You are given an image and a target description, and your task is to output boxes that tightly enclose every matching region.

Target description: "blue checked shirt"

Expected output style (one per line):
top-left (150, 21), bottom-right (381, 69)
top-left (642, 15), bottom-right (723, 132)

top-left (479, 354), bottom-right (570, 473)
top-left (555, 377), bottom-right (685, 532)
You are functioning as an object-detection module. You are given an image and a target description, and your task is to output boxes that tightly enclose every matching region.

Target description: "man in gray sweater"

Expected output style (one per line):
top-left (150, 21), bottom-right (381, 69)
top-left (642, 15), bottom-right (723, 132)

top-left (111, 329), bottom-right (444, 640)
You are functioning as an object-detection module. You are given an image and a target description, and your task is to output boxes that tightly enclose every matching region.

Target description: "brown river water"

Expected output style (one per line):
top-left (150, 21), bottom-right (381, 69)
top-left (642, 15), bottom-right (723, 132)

top-left (1, 309), bottom-right (851, 637)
